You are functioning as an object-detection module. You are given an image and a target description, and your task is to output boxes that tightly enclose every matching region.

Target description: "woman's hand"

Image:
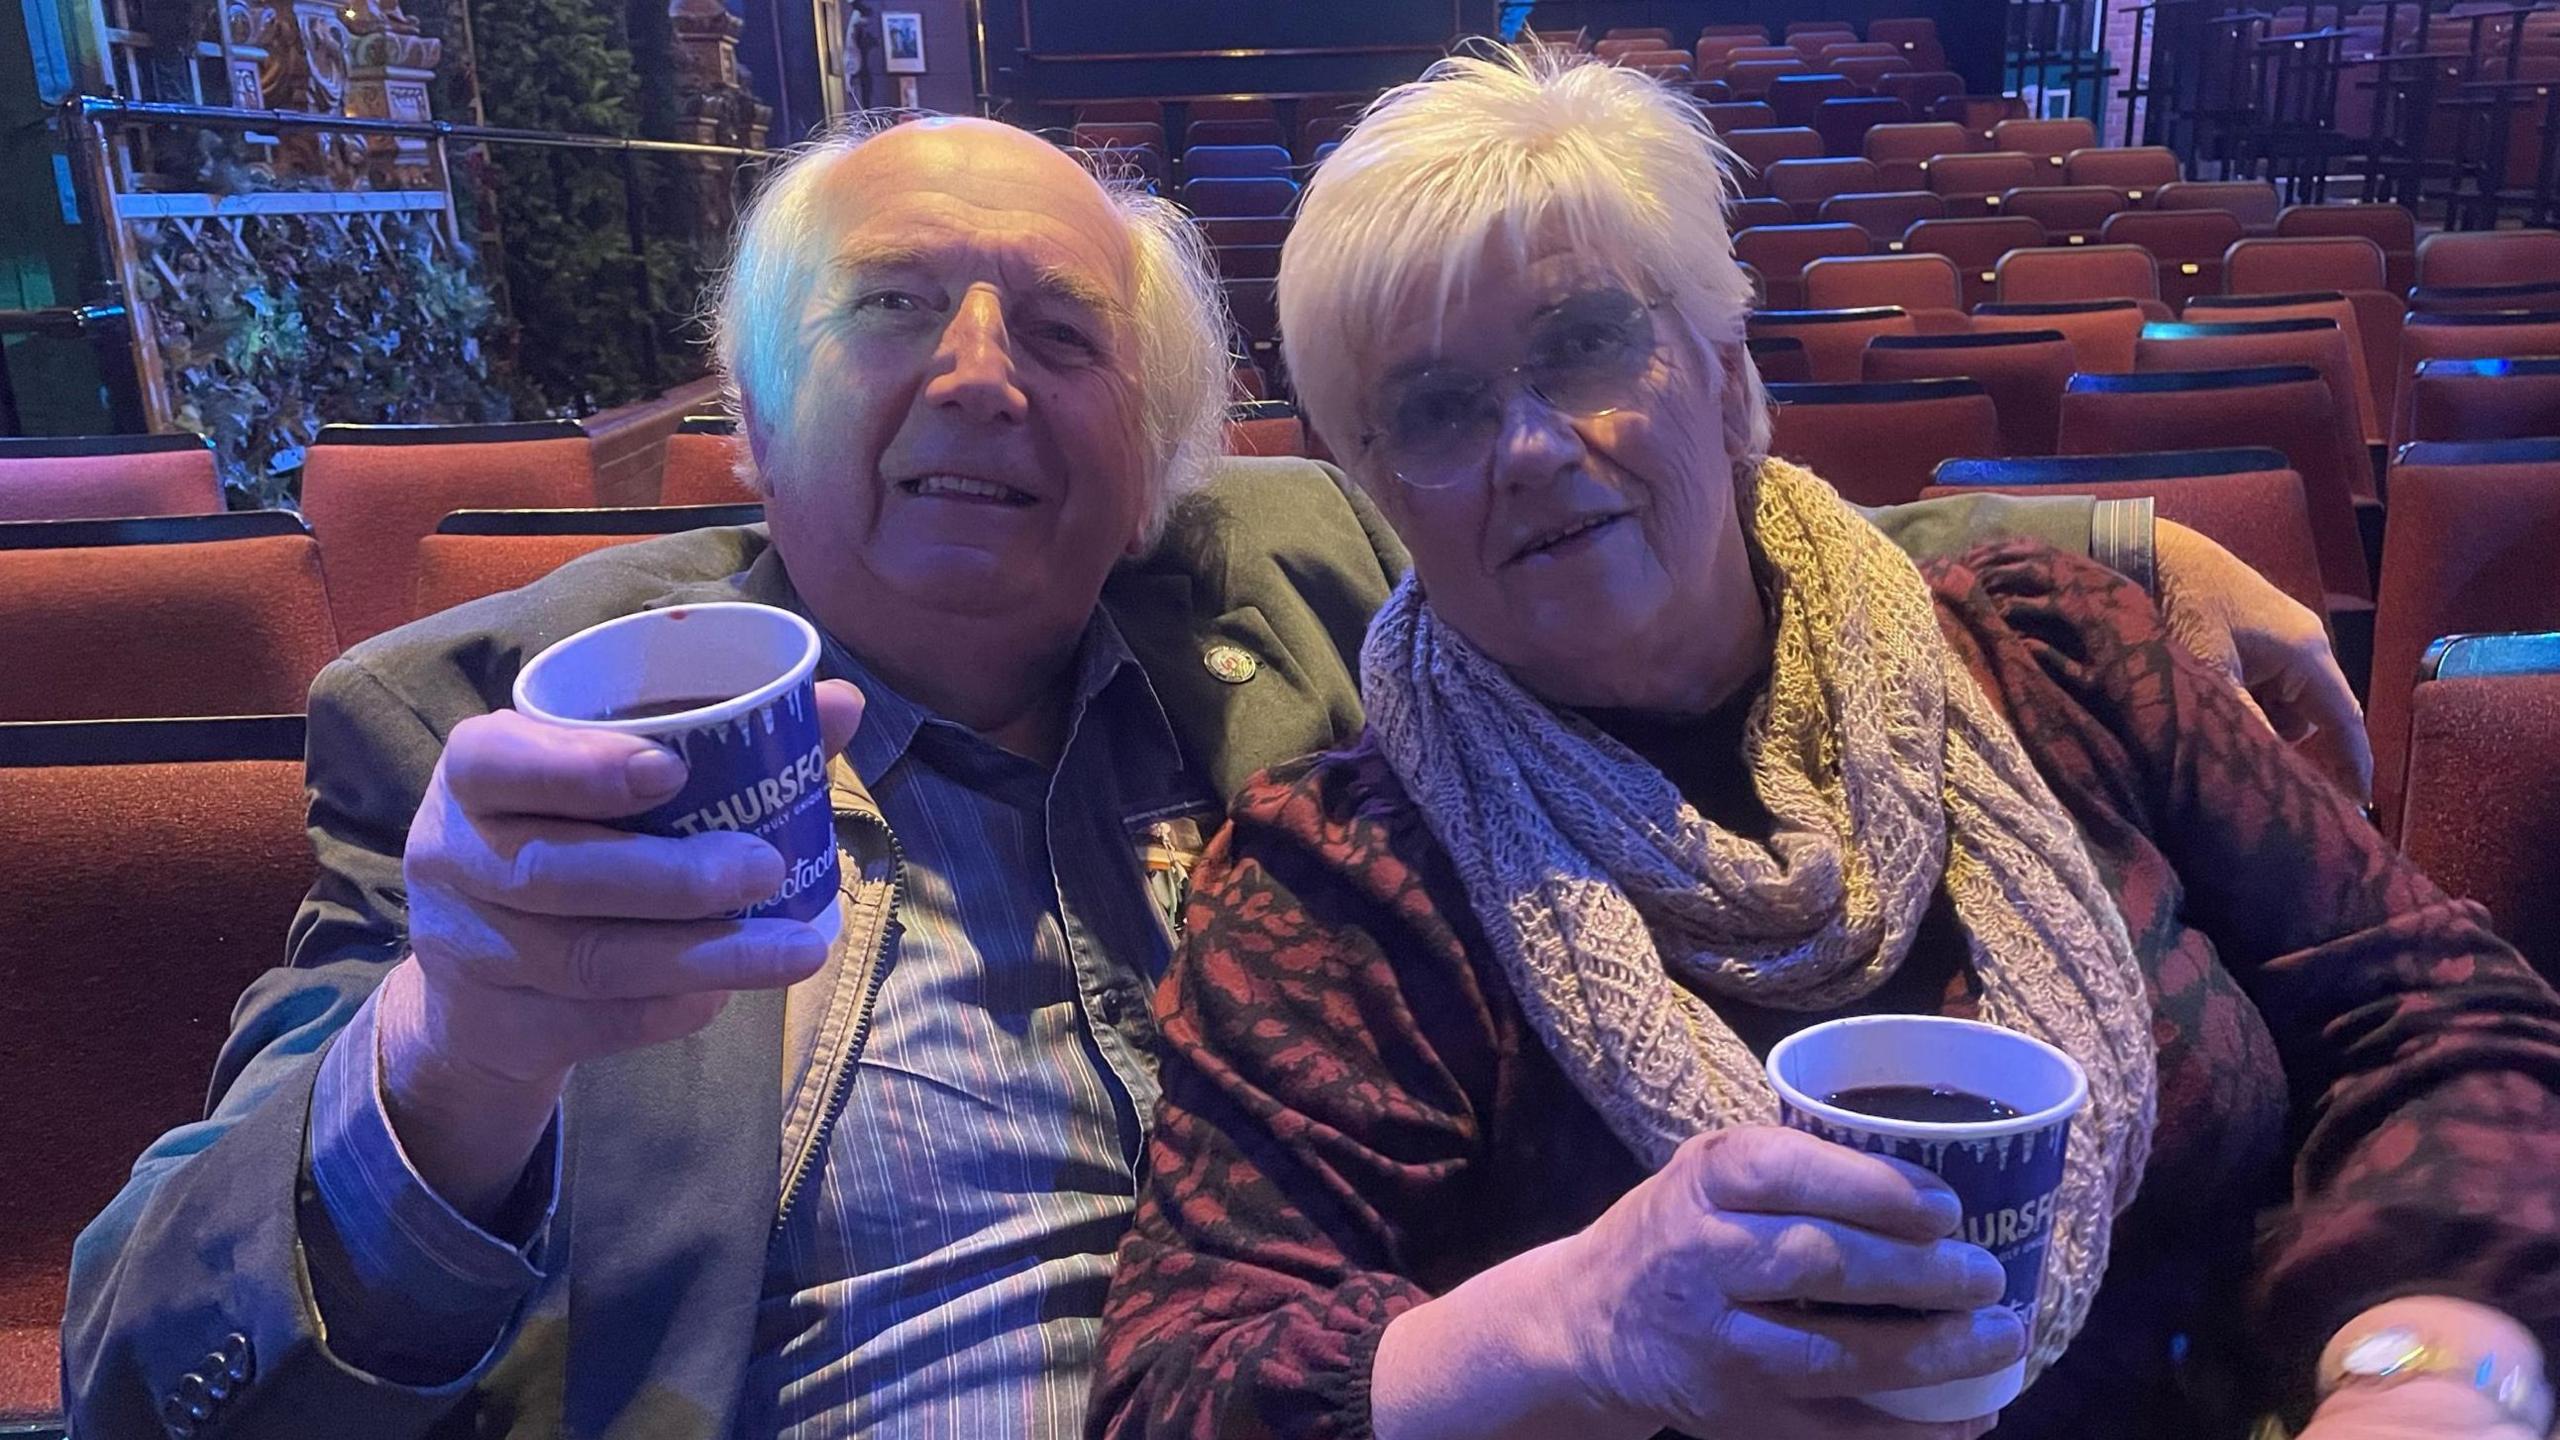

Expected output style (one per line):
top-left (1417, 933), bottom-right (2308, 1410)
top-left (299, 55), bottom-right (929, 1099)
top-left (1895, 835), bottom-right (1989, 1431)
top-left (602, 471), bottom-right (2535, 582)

top-left (1374, 1125), bottom-right (2024, 1440)
top-left (2296, 1377), bottom-right (2544, 1440)
top-left (1563, 1126), bottom-right (2026, 1438)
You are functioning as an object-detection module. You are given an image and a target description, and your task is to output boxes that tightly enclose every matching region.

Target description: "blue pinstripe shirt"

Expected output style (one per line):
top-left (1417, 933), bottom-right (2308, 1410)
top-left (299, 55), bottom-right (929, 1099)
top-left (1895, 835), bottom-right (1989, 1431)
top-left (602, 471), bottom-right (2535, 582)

top-left (743, 615), bottom-right (1202, 1438)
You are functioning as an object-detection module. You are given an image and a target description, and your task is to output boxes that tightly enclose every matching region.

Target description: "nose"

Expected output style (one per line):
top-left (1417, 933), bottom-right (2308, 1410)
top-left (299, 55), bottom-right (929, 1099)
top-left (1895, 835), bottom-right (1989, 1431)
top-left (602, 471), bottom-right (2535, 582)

top-left (921, 285), bottom-right (1029, 425)
top-left (1487, 383), bottom-right (1588, 493)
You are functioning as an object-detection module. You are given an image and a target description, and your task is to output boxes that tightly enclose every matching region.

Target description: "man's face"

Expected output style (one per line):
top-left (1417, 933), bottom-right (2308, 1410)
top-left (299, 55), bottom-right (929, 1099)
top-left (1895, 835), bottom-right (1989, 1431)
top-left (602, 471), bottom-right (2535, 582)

top-left (753, 119), bottom-right (1154, 638)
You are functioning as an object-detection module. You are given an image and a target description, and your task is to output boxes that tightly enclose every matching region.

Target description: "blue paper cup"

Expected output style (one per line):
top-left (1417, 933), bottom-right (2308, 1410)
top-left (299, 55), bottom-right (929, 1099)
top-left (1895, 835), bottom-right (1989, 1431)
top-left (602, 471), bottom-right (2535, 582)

top-left (513, 602), bottom-right (842, 945)
top-left (1766, 1015), bottom-right (2086, 1423)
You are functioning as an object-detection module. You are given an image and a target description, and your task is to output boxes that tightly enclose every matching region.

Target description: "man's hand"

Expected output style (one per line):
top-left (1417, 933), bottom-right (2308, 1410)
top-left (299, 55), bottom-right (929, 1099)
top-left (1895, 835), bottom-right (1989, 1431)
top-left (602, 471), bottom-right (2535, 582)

top-left (2154, 519), bottom-right (2373, 802)
top-left (375, 679), bottom-right (865, 1223)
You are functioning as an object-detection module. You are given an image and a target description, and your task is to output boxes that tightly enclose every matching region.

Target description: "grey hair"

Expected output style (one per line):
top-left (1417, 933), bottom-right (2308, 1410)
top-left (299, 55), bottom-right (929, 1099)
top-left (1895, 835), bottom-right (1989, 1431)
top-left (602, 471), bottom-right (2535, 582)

top-left (1276, 45), bottom-right (1772, 482)
top-left (711, 112), bottom-right (1230, 548)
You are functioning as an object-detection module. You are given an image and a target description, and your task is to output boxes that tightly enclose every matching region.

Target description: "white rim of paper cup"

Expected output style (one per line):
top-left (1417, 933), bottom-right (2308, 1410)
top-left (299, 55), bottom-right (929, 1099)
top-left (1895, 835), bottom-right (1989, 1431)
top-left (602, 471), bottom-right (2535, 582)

top-left (1766, 1015), bottom-right (2089, 1143)
top-left (512, 602), bottom-right (821, 735)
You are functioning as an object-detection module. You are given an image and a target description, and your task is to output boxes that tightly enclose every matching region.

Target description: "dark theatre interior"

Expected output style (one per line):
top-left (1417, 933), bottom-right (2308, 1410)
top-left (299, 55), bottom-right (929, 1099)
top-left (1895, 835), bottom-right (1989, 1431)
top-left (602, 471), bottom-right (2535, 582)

top-left (5, 0), bottom-right (2560, 1436)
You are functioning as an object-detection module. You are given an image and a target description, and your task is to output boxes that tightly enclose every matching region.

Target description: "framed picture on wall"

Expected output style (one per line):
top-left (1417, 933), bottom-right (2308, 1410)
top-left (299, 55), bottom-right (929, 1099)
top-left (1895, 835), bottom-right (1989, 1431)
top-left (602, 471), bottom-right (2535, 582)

top-left (882, 11), bottom-right (926, 73)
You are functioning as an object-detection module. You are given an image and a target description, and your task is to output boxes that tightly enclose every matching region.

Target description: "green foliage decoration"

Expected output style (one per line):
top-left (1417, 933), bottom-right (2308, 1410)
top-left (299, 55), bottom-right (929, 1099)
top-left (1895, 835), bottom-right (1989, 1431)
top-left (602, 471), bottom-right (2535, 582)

top-left (136, 204), bottom-right (512, 508)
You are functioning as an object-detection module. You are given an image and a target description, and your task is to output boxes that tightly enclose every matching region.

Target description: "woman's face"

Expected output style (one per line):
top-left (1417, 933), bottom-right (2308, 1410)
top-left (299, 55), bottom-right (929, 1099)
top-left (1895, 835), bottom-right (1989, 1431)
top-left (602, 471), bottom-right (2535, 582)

top-left (1353, 247), bottom-right (1765, 711)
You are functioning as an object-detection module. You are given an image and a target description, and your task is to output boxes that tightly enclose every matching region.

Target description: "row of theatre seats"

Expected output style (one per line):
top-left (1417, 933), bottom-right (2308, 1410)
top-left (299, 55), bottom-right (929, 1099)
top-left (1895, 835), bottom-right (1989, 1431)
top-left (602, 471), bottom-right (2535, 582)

top-left (0, 393), bottom-right (1311, 1425)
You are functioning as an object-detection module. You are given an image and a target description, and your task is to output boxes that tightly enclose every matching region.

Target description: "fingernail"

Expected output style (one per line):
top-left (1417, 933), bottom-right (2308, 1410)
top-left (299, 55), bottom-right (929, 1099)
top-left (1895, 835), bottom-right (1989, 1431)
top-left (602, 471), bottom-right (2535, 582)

top-left (1922, 1189), bottom-right (1964, 1233)
top-left (627, 748), bottom-right (685, 799)
top-left (767, 927), bottom-right (831, 975)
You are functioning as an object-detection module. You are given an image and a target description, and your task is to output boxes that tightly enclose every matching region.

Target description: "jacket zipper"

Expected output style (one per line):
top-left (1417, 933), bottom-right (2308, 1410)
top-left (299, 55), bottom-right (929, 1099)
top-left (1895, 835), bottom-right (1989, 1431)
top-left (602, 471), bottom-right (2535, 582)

top-left (774, 813), bottom-right (907, 1234)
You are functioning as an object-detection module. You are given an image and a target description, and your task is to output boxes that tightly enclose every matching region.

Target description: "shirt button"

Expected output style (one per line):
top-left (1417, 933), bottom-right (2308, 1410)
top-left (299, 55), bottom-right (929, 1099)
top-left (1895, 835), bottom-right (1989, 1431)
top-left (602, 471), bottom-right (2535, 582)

top-left (1094, 989), bottom-right (1125, 1024)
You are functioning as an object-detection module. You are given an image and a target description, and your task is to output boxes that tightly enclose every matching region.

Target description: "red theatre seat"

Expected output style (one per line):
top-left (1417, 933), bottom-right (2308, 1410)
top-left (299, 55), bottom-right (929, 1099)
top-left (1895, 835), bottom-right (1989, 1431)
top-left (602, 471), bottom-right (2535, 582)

top-left (1925, 447), bottom-right (2328, 617)
top-left (300, 420), bottom-right (599, 648)
top-left (2370, 440), bottom-right (2560, 833)
top-left (412, 504), bottom-right (768, 619)
top-left (0, 434), bottom-right (223, 522)
top-left (1767, 377), bottom-right (2002, 506)
top-left (660, 415), bottom-right (758, 507)
top-left (0, 512), bottom-right (340, 721)
top-left (2397, 632), bottom-right (2560, 973)
top-left (1866, 329), bottom-right (2078, 457)
top-left (0, 713), bottom-right (314, 1430)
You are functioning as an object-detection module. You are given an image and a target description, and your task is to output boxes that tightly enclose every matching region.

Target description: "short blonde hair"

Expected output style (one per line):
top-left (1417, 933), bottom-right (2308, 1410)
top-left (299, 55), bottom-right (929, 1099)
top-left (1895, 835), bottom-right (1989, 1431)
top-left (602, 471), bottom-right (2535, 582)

top-left (712, 114), bottom-right (1229, 547)
top-left (1277, 46), bottom-right (1771, 478)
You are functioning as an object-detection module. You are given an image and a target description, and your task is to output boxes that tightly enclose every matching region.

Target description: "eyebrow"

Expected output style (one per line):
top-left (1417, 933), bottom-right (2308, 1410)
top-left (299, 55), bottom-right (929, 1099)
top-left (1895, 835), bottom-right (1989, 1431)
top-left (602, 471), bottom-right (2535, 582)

top-left (826, 242), bottom-right (1130, 322)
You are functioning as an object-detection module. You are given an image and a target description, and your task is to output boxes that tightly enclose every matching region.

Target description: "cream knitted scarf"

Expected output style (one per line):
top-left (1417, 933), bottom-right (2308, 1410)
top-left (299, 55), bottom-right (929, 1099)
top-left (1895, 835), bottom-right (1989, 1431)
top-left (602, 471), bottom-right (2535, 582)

top-left (1359, 457), bottom-right (2158, 1373)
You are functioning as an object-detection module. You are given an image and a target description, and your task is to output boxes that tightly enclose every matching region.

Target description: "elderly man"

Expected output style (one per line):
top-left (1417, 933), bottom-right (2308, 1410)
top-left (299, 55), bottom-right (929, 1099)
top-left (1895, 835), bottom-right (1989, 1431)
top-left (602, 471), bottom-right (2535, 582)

top-left (63, 112), bottom-right (2358, 1439)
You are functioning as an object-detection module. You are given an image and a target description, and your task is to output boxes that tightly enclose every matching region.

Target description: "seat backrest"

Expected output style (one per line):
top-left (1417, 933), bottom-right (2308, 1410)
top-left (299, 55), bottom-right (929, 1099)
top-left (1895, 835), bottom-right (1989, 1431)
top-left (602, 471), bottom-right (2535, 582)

top-left (1745, 305), bottom-right (1920, 383)
top-left (1223, 400), bottom-right (1308, 460)
top-left (1926, 150), bottom-right (2042, 201)
top-left (1766, 377), bottom-right (2003, 504)
top-left (1814, 96), bottom-right (1912, 156)
top-left (412, 504), bottom-right (767, 618)
top-left (2179, 292), bottom-right (2381, 445)
top-left (1769, 72), bottom-right (1860, 127)
top-left (1834, 56), bottom-right (1918, 90)
top-left (1932, 93), bottom-right (2030, 142)
top-left (2417, 227), bottom-right (2560, 288)
top-left (300, 419), bottom-right (596, 647)
top-left (2060, 365), bottom-right (2370, 603)
top-left (0, 513), bottom-right (340, 721)
top-left (2396, 635), bottom-right (2560, 965)
top-left (1818, 189), bottom-right (1947, 246)
top-left (1877, 69), bottom-right (1967, 113)
top-left (1765, 157), bottom-right (1883, 216)
top-left (1990, 117), bottom-right (2097, 169)
top-left (1972, 299), bottom-right (2148, 373)
top-left (1182, 143), bottom-right (1293, 179)
top-left (2372, 442), bottom-right (2560, 830)
top-left (2406, 280), bottom-right (2560, 316)
top-left (2063, 145), bottom-right (2182, 203)
top-left (2225, 235), bottom-right (2387, 295)
top-left (2135, 317), bottom-right (2372, 512)
top-left (1862, 120), bottom-right (1973, 162)
top-left (1727, 196), bottom-right (1798, 233)
top-left (1179, 175), bottom-right (1299, 216)
top-left (1903, 216), bottom-right (2050, 307)
top-left (1702, 100), bottom-right (1777, 131)
top-left (2153, 179), bottom-right (2282, 230)
top-left (1184, 117), bottom-right (1284, 149)
top-left (2100, 209), bottom-right (2246, 307)
top-left (1726, 126), bottom-right (1826, 189)
top-left (1866, 329), bottom-right (2078, 455)
top-left (0, 434), bottom-right (223, 522)
top-left (2277, 202), bottom-right (2419, 290)
top-left (2408, 356), bottom-right (2560, 444)
top-left (1735, 224), bottom-right (1876, 308)
top-left (1995, 186), bottom-right (2130, 246)
top-left (0, 714), bottom-right (312, 1423)
top-left (1594, 36), bottom-right (1658, 60)
top-left (1726, 58), bottom-right (1814, 96)
top-left (1925, 446), bottom-right (2327, 613)
top-left (1073, 120), bottom-right (1164, 151)
top-left (1745, 335), bottom-right (1814, 383)
top-left (2395, 310), bottom-right (2560, 447)
top-left (661, 417), bottom-right (756, 507)
top-left (1804, 252), bottom-right (1964, 313)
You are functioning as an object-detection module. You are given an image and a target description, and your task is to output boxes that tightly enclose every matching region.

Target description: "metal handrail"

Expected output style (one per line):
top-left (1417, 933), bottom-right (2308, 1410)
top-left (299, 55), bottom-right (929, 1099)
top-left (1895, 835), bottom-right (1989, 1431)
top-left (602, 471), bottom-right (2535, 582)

top-left (0, 305), bottom-right (126, 338)
top-left (71, 96), bottom-right (785, 160)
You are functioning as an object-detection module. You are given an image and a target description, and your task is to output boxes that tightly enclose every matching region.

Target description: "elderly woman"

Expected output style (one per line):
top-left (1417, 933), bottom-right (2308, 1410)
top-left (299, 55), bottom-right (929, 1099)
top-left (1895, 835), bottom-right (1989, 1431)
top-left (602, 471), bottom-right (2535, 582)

top-left (1090, 51), bottom-right (2560, 1440)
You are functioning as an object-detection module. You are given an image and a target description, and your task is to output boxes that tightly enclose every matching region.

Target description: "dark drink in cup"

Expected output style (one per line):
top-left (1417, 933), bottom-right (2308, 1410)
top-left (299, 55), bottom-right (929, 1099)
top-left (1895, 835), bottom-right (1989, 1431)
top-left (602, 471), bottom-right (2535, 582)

top-left (513, 602), bottom-right (843, 942)
top-left (1765, 1014), bottom-right (2087, 1422)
